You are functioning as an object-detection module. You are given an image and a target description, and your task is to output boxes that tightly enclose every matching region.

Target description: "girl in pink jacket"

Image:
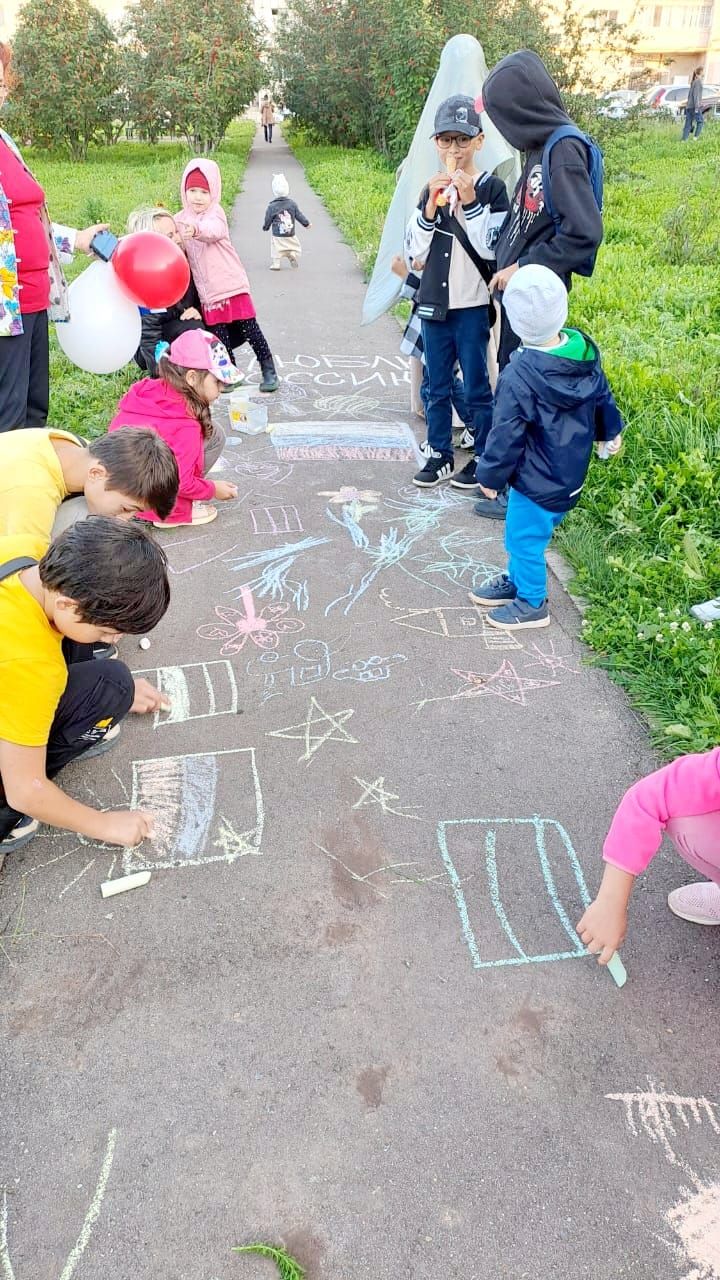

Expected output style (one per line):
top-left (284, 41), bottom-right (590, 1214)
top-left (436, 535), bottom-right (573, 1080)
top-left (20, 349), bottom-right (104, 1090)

top-left (108, 330), bottom-right (240, 528)
top-left (175, 159), bottom-right (279, 393)
top-left (578, 747), bottom-right (720, 964)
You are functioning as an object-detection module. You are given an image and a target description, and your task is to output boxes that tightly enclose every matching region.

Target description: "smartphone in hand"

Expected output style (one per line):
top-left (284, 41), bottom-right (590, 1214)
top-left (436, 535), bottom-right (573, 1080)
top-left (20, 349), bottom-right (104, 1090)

top-left (90, 229), bottom-right (119, 262)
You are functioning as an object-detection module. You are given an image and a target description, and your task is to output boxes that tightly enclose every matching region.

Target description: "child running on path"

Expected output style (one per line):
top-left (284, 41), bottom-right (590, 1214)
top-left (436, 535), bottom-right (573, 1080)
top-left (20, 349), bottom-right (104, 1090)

top-left (470, 264), bottom-right (623, 630)
top-left (108, 330), bottom-right (240, 530)
top-left (175, 159), bottom-right (279, 392)
top-left (578, 747), bottom-right (720, 963)
top-left (263, 174), bottom-right (311, 270)
top-left (405, 94), bottom-right (509, 492)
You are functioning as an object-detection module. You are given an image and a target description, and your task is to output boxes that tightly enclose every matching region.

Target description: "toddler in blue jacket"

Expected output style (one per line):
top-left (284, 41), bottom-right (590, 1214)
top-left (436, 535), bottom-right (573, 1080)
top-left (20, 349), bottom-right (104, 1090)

top-left (470, 264), bottom-right (623, 630)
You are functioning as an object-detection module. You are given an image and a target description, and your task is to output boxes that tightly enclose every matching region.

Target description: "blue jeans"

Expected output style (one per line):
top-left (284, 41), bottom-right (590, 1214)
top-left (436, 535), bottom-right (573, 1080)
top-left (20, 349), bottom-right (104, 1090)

top-left (682, 109), bottom-right (704, 140)
top-left (505, 488), bottom-right (565, 608)
top-left (420, 363), bottom-right (469, 427)
top-left (422, 307), bottom-right (493, 460)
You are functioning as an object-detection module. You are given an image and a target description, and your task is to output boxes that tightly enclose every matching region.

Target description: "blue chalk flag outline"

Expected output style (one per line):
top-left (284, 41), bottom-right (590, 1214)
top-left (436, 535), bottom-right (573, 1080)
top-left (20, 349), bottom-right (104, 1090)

top-left (437, 816), bottom-right (592, 969)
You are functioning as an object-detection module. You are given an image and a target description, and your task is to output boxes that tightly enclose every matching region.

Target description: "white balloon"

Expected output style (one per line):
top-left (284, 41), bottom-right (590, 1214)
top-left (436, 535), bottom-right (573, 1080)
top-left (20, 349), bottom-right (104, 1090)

top-left (55, 260), bottom-right (141, 375)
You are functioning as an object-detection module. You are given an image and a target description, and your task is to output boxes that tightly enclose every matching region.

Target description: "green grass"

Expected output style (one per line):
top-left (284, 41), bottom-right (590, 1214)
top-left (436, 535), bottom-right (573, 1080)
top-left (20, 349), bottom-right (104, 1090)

top-left (289, 121), bottom-right (720, 756)
top-left (31, 120), bottom-right (255, 439)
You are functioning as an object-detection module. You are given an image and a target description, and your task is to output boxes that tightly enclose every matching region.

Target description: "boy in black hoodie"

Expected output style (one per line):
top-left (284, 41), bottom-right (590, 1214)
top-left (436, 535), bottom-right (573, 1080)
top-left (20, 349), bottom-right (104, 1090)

top-left (470, 265), bottom-right (623, 631)
top-left (482, 51), bottom-right (603, 374)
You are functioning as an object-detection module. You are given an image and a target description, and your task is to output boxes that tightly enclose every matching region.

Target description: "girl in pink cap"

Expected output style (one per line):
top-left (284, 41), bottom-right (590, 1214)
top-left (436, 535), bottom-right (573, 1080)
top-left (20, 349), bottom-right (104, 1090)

top-left (108, 330), bottom-right (240, 529)
top-left (578, 747), bottom-right (720, 964)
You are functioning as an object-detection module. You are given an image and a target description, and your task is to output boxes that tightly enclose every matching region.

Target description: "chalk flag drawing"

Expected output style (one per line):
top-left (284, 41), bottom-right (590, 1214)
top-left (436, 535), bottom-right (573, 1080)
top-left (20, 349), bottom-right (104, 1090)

top-left (270, 421), bottom-right (422, 462)
top-left (249, 504), bottom-right (304, 535)
top-left (416, 660), bottom-right (560, 710)
top-left (353, 776), bottom-right (420, 820)
top-left (123, 747), bottom-right (264, 873)
top-left (437, 816), bottom-right (592, 969)
top-left (606, 1083), bottom-right (720, 1167)
top-left (131, 660), bottom-right (238, 728)
top-left (1, 1127), bottom-right (117, 1280)
top-left (197, 585), bottom-right (304, 656)
top-left (386, 602), bottom-right (523, 650)
top-left (266, 696), bottom-right (357, 765)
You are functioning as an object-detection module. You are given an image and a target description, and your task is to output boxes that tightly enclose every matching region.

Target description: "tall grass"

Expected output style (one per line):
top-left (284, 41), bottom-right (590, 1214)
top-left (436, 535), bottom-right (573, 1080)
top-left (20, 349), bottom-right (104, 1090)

top-left (290, 121), bottom-right (720, 755)
top-left (30, 121), bottom-right (255, 438)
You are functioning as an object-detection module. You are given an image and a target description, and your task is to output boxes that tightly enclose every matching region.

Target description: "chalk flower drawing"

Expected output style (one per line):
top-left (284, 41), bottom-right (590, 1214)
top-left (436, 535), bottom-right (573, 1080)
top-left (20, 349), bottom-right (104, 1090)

top-left (197, 585), bottom-right (303, 656)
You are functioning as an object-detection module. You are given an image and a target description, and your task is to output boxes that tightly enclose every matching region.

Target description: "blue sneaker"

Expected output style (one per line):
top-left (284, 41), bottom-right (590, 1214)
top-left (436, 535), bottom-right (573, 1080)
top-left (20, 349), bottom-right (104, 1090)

top-left (468, 574), bottom-right (517, 607)
top-left (474, 492), bottom-right (508, 521)
top-left (486, 598), bottom-right (550, 630)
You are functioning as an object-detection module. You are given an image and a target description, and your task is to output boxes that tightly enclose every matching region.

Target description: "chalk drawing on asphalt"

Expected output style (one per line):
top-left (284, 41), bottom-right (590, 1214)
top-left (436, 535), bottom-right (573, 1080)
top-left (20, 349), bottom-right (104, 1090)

top-left (606, 1083), bottom-right (720, 1167)
top-left (334, 653), bottom-right (407, 683)
top-left (352, 776), bottom-right (421, 820)
top-left (131, 660), bottom-right (238, 727)
top-left (410, 529), bottom-right (503, 592)
top-left (124, 747), bottom-right (264, 873)
top-left (270, 421), bottom-right (422, 462)
top-left (319, 486), bottom-right (381, 524)
top-left (222, 535), bottom-right (331, 613)
top-left (197, 585), bottom-right (304, 656)
top-left (416, 660), bottom-right (559, 709)
top-left (1, 1127), bottom-right (117, 1280)
top-left (524, 639), bottom-right (581, 677)
top-left (249, 504), bottom-right (304, 535)
top-left (437, 816), bottom-right (593, 970)
top-left (383, 599), bottom-right (523, 649)
top-left (246, 642), bottom-right (407, 702)
top-left (266, 696), bottom-right (357, 765)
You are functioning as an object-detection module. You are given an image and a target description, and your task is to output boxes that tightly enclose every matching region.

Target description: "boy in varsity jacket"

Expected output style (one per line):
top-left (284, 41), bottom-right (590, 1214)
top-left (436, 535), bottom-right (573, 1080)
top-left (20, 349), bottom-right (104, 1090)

top-left (405, 94), bottom-right (509, 494)
top-left (481, 50), bottom-right (604, 372)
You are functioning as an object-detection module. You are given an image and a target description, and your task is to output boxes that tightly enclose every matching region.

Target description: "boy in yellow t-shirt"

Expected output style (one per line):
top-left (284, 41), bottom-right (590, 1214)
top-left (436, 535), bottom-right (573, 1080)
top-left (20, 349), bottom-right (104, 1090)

top-left (0, 426), bottom-right (179, 543)
top-left (0, 518), bottom-right (171, 857)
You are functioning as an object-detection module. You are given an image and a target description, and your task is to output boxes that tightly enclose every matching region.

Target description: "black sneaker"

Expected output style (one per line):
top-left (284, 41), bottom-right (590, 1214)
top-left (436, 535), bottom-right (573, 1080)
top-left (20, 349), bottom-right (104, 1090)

top-left (93, 641), bottom-right (119, 661)
top-left (413, 454), bottom-right (454, 488)
top-left (0, 815), bottom-right (40, 855)
top-left (457, 427), bottom-right (474, 450)
top-left (449, 458), bottom-right (480, 491)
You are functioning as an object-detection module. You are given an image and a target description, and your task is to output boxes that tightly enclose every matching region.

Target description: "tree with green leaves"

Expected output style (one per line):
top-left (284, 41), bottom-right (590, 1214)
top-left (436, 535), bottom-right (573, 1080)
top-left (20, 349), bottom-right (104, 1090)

top-left (10, 0), bottom-right (121, 159)
top-left (122, 0), bottom-right (265, 153)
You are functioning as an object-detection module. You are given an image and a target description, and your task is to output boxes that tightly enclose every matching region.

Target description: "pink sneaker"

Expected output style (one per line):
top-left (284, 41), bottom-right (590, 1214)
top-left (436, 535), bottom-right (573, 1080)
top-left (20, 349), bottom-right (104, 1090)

top-left (667, 881), bottom-right (720, 925)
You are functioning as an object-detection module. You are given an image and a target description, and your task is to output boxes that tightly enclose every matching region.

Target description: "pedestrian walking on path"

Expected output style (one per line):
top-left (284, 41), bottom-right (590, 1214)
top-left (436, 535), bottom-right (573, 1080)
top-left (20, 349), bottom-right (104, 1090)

top-left (261, 95), bottom-right (276, 143)
top-left (682, 67), bottom-right (705, 140)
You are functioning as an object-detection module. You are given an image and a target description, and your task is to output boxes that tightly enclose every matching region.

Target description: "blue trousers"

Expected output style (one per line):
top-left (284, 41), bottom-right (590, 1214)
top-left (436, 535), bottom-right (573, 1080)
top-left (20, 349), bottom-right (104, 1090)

top-left (422, 307), bottom-right (493, 459)
top-left (505, 488), bottom-right (565, 608)
top-left (682, 109), bottom-right (704, 140)
top-left (420, 362), bottom-right (469, 426)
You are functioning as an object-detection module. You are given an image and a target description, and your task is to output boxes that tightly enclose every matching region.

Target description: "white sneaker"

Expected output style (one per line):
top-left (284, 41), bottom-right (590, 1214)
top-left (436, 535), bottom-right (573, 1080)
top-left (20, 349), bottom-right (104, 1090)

top-left (270, 262), bottom-right (281, 271)
top-left (668, 881), bottom-right (720, 925)
top-left (457, 428), bottom-right (474, 450)
top-left (690, 597), bottom-right (720, 623)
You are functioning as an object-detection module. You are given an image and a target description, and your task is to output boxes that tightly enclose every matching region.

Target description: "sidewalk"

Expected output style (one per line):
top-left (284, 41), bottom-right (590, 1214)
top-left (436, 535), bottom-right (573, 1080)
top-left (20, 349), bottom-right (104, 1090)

top-left (1, 127), bottom-right (717, 1280)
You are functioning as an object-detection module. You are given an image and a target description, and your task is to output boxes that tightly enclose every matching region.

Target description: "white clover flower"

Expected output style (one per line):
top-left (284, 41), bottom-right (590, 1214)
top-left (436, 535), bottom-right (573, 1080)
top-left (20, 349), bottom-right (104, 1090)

top-left (669, 621), bottom-right (679, 632)
top-left (705, 621), bottom-right (714, 630)
top-left (655, 634), bottom-right (664, 642)
top-left (681, 621), bottom-right (691, 632)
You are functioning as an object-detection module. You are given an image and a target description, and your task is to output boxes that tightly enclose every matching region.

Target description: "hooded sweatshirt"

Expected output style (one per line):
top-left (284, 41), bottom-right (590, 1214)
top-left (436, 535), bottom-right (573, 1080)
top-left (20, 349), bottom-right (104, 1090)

top-left (263, 196), bottom-right (310, 238)
top-left (475, 328), bottom-right (623, 512)
top-left (108, 379), bottom-right (214, 524)
top-left (175, 159), bottom-right (251, 309)
top-left (482, 51), bottom-right (603, 286)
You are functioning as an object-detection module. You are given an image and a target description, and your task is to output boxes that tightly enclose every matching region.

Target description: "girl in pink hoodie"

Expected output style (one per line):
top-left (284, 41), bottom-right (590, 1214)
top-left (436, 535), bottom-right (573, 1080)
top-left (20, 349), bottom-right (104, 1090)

top-left (108, 330), bottom-right (240, 528)
top-left (175, 159), bottom-right (279, 393)
top-left (578, 747), bottom-right (720, 964)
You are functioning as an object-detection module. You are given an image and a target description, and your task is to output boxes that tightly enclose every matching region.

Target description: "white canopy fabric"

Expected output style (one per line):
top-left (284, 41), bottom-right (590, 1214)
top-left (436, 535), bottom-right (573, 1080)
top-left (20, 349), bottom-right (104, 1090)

top-left (361, 33), bottom-right (520, 326)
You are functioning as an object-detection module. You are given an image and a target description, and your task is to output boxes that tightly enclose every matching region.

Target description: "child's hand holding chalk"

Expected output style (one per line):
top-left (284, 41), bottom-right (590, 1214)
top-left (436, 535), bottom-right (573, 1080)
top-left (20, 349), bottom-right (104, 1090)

top-left (131, 677), bottom-right (171, 716)
top-left (577, 864), bottom-right (634, 986)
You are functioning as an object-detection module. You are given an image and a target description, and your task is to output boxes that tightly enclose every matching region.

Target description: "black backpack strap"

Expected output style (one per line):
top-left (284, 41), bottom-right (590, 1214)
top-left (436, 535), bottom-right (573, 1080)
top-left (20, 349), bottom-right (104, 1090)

top-left (447, 210), bottom-right (496, 325)
top-left (0, 556), bottom-right (37, 582)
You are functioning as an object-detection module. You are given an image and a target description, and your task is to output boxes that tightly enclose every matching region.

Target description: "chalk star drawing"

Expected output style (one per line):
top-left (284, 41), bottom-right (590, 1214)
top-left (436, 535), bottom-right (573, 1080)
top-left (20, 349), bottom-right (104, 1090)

top-left (267, 696), bottom-right (357, 765)
top-left (606, 1081), bottom-right (720, 1166)
top-left (197, 585), bottom-right (304, 656)
top-left (524, 639), bottom-right (581, 677)
top-left (1, 1127), bottom-right (117, 1280)
top-left (437, 815), bottom-right (592, 970)
top-left (385, 600), bottom-right (523, 650)
top-left (416, 659), bottom-right (559, 709)
top-left (352, 776), bottom-right (421, 820)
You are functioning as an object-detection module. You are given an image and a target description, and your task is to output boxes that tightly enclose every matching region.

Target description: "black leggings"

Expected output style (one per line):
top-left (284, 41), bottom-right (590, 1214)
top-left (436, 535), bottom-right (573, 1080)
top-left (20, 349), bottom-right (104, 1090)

top-left (208, 318), bottom-right (273, 368)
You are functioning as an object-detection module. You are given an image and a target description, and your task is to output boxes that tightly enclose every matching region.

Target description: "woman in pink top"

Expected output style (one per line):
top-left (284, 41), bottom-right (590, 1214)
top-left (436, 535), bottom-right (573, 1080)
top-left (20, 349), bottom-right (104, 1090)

top-left (175, 159), bottom-right (279, 392)
top-left (578, 747), bottom-right (720, 963)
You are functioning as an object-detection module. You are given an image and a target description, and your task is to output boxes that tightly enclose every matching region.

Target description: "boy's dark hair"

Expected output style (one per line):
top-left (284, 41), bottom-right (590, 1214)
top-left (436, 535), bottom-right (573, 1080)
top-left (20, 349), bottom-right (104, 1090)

top-left (39, 516), bottom-right (170, 634)
top-left (158, 357), bottom-right (212, 439)
top-left (89, 428), bottom-right (179, 520)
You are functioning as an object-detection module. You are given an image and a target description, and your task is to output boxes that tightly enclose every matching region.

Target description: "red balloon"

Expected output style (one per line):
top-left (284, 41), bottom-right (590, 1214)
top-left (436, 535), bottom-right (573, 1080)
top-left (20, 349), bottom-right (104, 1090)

top-left (112, 232), bottom-right (190, 309)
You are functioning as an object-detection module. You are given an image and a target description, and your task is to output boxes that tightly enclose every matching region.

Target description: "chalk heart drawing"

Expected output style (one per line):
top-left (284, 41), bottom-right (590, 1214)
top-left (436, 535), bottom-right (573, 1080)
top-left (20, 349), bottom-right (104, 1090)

top-left (266, 696), bottom-right (357, 766)
top-left (197, 585), bottom-right (304, 656)
top-left (123, 747), bottom-right (264, 874)
top-left (416, 660), bottom-right (559, 710)
top-left (1, 1127), bottom-right (117, 1280)
top-left (437, 816), bottom-right (592, 970)
top-left (131, 660), bottom-right (238, 728)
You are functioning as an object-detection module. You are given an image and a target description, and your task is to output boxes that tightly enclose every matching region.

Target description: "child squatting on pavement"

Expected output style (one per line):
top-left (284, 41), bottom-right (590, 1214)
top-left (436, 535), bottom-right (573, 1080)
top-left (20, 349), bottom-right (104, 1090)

top-left (469, 264), bottom-right (623, 631)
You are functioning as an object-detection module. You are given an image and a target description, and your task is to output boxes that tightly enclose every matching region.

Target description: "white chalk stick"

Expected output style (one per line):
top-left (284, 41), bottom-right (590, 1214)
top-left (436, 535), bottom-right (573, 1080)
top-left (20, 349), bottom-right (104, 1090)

top-left (100, 871), bottom-right (151, 899)
top-left (606, 951), bottom-right (627, 988)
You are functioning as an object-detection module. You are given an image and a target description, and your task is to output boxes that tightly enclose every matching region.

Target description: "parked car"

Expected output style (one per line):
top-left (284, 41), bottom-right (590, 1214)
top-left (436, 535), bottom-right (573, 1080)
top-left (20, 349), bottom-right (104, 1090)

top-left (598, 88), bottom-right (643, 118)
top-left (643, 83), bottom-right (720, 116)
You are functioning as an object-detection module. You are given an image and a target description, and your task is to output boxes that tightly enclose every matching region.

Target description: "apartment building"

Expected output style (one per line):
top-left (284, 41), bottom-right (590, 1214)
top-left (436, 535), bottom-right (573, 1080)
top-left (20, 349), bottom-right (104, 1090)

top-left (576, 0), bottom-right (720, 86)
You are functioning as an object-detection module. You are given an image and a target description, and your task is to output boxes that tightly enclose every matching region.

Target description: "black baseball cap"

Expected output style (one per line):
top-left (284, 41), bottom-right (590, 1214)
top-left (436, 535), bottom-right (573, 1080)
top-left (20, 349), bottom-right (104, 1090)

top-left (432, 94), bottom-right (482, 138)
